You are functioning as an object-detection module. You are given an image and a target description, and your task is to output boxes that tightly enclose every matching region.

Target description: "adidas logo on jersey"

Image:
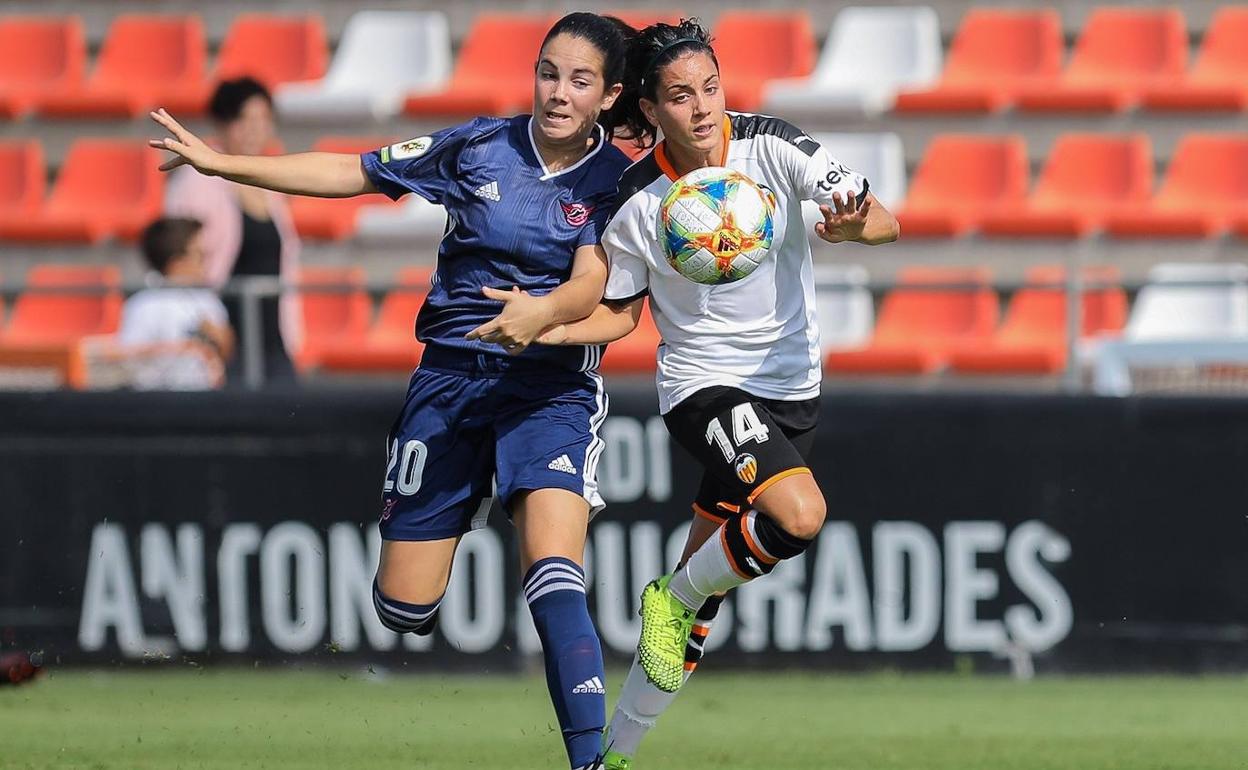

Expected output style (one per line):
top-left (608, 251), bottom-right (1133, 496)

top-left (548, 454), bottom-right (577, 474)
top-left (473, 180), bottom-right (501, 202)
top-left (572, 676), bottom-right (605, 695)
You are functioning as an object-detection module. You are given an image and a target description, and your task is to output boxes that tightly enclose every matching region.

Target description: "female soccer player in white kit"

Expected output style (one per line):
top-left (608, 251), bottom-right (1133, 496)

top-left (538, 19), bottom-right (899, 768)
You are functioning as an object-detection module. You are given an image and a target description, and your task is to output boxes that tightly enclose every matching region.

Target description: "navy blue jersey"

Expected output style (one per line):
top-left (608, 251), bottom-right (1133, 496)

top-left (362, 116), bottom-right (631, 372)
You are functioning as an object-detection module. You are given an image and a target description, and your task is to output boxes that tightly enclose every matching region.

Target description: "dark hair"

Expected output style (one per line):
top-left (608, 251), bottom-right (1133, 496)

top-left (208, 76), bottom-right (272, 123)
top-left (539, 13), bottom-right (635, 134)
top-left (615, 18), bottom-right (718, 149)
top-left (141, 217), bottom-right (202, 275)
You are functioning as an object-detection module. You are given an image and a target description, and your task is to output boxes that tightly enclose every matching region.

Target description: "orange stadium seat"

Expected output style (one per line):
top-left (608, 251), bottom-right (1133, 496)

top-left (1016, 8), bottom-right (1188, 113)
top-left (1142, 8), bottom-right (1248, 112)
top-left (402, 15), bottom-right (553, 117)
top-left (0, 16), bottom-right (86, 119)
top-left (0, 141), bottom-right (46, 218)
top-left (949, 266), bottom-right (1127, 374)
top-left (1106, 134), bottom-right (1248, 238)
top-left (894, 9), bottom-right (1062, 113)
top-left (895, 136), bottom-right (1029, 237)
top-left (600, 300), bottom-right (661, 373)
top-left (0, 265), bottom-right (122, 347)
top-left (161, 15), bottom-right (330, 115)
top-left (0, 140), bottom-right (163, 244)
top-left (979, 134), bottom-right (1154, 238)
top-left (319, 268), bottom-right (431, 373)
top-left (38, 15), bottom-right (206, 119)
top-left (295, 266), bottom-right (373, 372)
top-left (290, 137), bottom-right (399, 240)
top-left (713, 12), bottom-right (815, 112)
top-left (825, 267), bottom-right (1000, 374)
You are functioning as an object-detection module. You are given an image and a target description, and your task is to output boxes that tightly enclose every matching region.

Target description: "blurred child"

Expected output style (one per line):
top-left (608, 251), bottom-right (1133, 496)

top-left (115, 218), bottom-right (234, 390)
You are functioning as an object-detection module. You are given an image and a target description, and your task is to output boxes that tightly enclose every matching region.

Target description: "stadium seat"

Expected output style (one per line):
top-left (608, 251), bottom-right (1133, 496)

top-left (763, 6), bottom-right (942, 117)
top-left (355, 196), bottom-right (449, 245)
top-left (1015, 8), bottom-right (1188, 113)
top-left (0, 265), bottom-right (123, 347)
top-left (1125, 263), bottom-right (1248, 340)
top-left (402, 14), bottom-right (553, 117)
top-left (0, 140), bottom-right (163, 244)
top-left (277, 12), bottom-right (451, 123)
top-left (1106, 134), bottom-right (1248, 238)
top-left (1142, 8), bottom-right (1248, 112)
top-left (0, 141), bottom-right (46, 218)
top-left (894, 136), bottom-right (1029, 238)
top-left (979, 134), bottom-right (1154, 238)
top-left (289, 137), bottom-right (399, 240)
top-left (894, 9), bottom-right (1063, 113)
top-left (713, 12), bottom-right (815, 112)
top-left (824, 267), bottom-right (999, 374)
top-left (37, 15), bottom-right (206, 118)
top-left (0, 16), bottom-right (86, 119)
top-left (801, 133), bottom-right (907, 232)
top-left (813, 264), bottom-right (874, 353)
top-left (295, 266), bottom-right (373, 371)
top-left (318, 268), bottom-right (431, 373)
top-left (949, 266), bottom-right (1127, 374)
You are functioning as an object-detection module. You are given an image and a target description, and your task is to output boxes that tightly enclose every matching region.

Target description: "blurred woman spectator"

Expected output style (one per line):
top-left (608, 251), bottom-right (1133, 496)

top-left (163, 76), bottom-right (302, 385)
top-left (115, 218), bottom-right (233, 390)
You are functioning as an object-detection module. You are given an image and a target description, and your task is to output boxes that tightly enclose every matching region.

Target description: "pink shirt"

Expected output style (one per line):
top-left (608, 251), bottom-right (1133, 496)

top-left (163, 167), bottom-right (304, 355)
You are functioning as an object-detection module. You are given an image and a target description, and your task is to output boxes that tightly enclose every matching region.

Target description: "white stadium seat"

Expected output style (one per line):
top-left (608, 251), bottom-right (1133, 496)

top-left (763, 6), bottom-right (942, 118)
top-left (813, 263), bottom-right (874, 353)
top-left (1126, 262), bottom-right (1248, 341)
top-left (275, 11), bottom-right (451, 122)
top-left (354, 196), bottom-right (449, 245)
top-left (801, 132), bottom-right (907, 234)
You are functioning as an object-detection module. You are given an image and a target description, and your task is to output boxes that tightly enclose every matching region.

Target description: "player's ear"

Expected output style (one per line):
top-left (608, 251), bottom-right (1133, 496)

top-left (600, 82), bottom-right (623, 111)
top-left (639, 97), bottom-right (659, 129)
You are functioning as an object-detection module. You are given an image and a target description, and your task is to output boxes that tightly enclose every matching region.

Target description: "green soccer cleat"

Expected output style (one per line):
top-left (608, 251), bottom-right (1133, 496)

top-left (636, 573), bottom-right (696, 693)
top-left (601, 749), bottom-right (632, 770)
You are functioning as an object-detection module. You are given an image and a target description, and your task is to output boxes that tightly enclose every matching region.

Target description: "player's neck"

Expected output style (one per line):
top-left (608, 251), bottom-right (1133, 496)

top-left (665, 136), bottom-right (725, 177)
top-left (531, 124), bottom-right (598, 174)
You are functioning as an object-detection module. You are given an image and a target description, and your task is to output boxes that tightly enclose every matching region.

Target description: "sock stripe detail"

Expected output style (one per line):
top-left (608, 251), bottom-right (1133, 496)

top-left (525, 563), bottom-right (585, 588)
top-left (742, 511), bottom-right (780, 565)
top-left (372, 581), bottom-right (441, 634)
top-left (719, 525), bottom-right (753, 580)
top-left (522, 557), bottom-right (584, 586)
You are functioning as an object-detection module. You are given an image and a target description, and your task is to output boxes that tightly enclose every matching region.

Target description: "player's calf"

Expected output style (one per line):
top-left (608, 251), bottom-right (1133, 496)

top-left (372, 579), bottom-right (441, 636)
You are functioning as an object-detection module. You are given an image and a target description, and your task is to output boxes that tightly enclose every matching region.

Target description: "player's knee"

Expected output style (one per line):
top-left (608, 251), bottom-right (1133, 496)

top-left (782, 491), bottom-right (826, 541)
top-left (372, 579), bottom-right (441, 636)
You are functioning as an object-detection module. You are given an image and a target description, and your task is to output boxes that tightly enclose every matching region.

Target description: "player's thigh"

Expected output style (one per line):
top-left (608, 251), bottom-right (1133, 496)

top-left (751, 470), bottom-right (826, 540)
top-left (380, 367), bottom-right (496, 542)
top-left (494, 371), bottom-right (607, 526)
top-left (664, 386), bottom-right (810, 512)
top-left (376, 537), bottom-right (460, 604)
top-left (512, 488), bottom-right (591, 573)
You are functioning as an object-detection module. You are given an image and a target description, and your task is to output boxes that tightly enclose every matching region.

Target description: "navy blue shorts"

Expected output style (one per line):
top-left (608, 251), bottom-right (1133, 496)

top-left (379, 346), bottom-right (608, 541)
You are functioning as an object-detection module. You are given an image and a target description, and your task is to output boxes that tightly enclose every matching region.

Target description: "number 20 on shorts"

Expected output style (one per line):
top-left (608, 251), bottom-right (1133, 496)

top-left (384, 439), bottom-right (428, 496)
top-left (704, 403), bottom-right (771, 462)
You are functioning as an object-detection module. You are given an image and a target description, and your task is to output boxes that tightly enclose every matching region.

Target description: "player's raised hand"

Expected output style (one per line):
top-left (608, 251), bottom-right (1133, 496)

top-left (466, 286), bottom-right (554, 355)
top-left (814, 191), bottom-right (871, 244)
top-left (148, 108), bottom-right (222, 174)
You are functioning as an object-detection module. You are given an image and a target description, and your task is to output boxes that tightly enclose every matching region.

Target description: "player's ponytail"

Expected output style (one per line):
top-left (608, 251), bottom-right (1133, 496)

top-left (615, 18), bottom-right (718, 150)
top-left (540, 13), bottom-right (636, 135)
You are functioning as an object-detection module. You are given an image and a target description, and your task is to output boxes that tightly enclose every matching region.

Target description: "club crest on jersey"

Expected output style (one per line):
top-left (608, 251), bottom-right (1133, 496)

top-left (735, 453), bottom-right (758, 484)
top-left (388, 136), bottom-right (432, 161)
top-left (380, 498), bottom-right (397, 521)
top-left (560, 201), bottom-right (594, 227)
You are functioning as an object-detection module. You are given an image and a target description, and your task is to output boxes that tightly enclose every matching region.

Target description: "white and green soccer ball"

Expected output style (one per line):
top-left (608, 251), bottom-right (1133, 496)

top-left (658, 166), bottom-right (776, 286)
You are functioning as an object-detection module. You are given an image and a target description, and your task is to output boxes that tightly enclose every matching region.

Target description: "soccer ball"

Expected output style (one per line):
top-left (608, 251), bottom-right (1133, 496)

top-left (659, 166), bottom-right (776, 286)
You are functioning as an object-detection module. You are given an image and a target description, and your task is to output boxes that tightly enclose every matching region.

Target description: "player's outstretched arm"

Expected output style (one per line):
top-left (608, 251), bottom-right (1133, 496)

top-left (815, 192), bottom-right (899, 246)
top-left (148, 109), bottom-right (376, 199)
top-left (538, 296), bottom-right (645, 347)
top-left (466, 244), bottom-right (609, 353)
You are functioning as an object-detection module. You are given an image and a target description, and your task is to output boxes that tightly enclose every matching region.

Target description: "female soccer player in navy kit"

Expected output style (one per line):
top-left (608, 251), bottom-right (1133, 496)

top-left (151, 14), bottom-right (634, 769)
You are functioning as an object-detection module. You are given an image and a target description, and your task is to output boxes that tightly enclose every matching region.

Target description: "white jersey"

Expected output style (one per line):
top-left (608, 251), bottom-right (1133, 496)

top-left (602, 113), bottom-right (869, 413)
top-left (117, 281), bottom-right (229, 390)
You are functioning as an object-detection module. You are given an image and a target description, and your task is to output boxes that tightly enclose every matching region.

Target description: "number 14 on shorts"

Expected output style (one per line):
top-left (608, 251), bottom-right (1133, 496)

top-left (705, 403), bottom-right (771, 462)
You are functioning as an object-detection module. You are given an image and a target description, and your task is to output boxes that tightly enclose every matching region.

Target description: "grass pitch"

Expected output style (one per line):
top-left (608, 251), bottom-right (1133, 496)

top-left (3, 669), bottom-right (1246, 769)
